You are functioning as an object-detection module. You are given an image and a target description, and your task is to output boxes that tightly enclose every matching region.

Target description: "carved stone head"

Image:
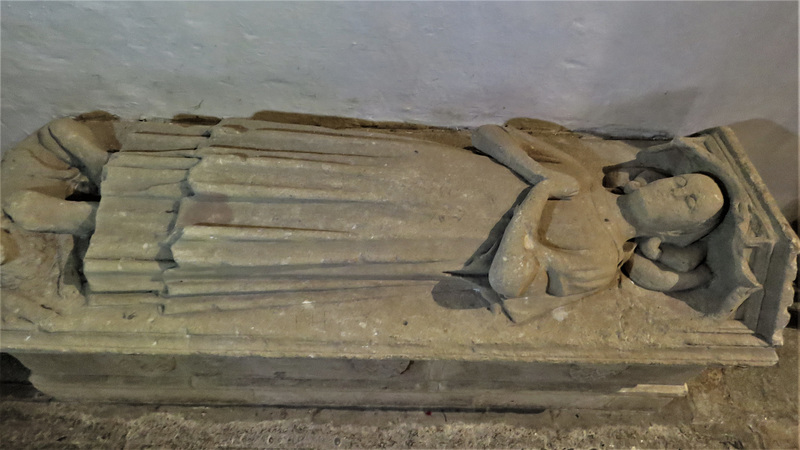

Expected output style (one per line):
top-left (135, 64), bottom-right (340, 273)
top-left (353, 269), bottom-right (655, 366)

top-left (620, 173), bottom-right (726, 245)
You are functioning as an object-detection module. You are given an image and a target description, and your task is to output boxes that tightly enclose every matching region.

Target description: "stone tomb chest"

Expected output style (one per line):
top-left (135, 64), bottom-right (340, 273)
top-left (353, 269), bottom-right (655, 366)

top-left (1, 112), bottom-right (796, 411)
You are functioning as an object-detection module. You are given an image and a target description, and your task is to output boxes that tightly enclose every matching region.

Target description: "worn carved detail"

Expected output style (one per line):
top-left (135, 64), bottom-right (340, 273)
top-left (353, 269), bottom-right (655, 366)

top-left (1, 114), bottom-right (797, 345)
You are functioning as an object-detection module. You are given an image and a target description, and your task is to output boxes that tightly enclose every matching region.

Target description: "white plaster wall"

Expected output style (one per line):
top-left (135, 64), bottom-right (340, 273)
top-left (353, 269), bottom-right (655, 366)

top-left (1, 2), bottom-right (797, 142)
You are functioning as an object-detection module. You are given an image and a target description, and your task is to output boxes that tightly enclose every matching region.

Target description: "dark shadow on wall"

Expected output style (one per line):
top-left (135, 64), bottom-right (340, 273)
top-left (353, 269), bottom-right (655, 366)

top-left (575, 88), bottom-right (699, 139)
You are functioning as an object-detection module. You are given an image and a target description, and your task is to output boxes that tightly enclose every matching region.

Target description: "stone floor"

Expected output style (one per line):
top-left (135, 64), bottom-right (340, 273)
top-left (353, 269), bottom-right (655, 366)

top-left (1, 326), bottom-right (797, 449)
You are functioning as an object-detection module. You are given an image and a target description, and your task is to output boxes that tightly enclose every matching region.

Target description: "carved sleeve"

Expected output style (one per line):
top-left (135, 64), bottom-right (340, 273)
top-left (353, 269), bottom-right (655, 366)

top-left (623, 251), bottom-right (712, 292)
top-left (472, 125), bottom-right (579, 198)
top-left (1, 119), bottom-right (109, 235)
top-left (488, 181), bottom-right (556, 298)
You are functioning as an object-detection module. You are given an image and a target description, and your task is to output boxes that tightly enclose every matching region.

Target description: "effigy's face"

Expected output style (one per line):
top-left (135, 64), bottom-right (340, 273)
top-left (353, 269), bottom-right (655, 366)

top-left (622, 174), bottom-right (724, 236)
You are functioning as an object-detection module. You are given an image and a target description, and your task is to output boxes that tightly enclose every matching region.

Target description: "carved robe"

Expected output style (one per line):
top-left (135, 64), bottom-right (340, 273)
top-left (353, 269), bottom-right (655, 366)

top-left (83, 120), bottom-right (528, 299)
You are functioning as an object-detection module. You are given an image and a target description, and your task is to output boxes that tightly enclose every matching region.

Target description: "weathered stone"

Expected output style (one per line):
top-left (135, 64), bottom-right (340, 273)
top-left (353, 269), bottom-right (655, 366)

top-left (3, 190), bottom-right (98, 235)
top-left (0, 112), bottom-right (796, 411)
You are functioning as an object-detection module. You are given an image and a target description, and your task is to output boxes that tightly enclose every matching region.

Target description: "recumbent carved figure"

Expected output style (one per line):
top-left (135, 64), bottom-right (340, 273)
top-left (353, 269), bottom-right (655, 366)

top-left (0, 115), bottom-right (753, 320)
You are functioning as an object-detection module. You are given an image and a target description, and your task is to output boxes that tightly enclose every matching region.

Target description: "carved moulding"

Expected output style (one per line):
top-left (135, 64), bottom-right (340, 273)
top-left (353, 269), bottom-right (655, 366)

top-left (0, 112), bottom-right (796, 410)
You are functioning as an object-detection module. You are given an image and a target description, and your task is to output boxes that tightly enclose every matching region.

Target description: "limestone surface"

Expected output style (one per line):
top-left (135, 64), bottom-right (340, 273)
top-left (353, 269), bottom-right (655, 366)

top-left (1, 111), bottom-right (796, 408)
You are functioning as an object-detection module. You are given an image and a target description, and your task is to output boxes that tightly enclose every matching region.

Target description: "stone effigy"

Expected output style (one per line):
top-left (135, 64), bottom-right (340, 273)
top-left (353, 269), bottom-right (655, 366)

top-left (1, 111), bottom-right (797, 410)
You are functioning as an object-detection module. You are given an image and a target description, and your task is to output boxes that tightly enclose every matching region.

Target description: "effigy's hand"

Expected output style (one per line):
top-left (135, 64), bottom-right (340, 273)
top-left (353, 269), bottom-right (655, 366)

top-left (624, 251), bottom-right (712, 292)
top-left (540, 168), bottom-right (580, 199)
top-left (472, 125), bottom-right (546, 185)
top-left (472, 125), bottom-right (582, 199)
top-left (623, 179), bottom-right (643, 194)
top-left (622, 169), bottom-right (667, 194)
top-left (638, 237), bottom-right (663, 260)
top-left (4, 190), bottom-right (98, 235)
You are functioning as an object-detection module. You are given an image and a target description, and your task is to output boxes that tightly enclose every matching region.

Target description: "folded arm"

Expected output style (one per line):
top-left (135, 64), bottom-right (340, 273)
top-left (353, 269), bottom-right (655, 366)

top-left (624, 250), bottom-right (712, 292)
top-left (488, 180), bottom-right (555, 298)
top-left (472, 125), bottom-right (579, 198)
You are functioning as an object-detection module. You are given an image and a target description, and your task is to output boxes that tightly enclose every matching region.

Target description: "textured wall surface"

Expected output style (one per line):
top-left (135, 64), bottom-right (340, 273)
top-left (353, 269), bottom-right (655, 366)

top-left (2, 1), bottom-right (796, 150)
